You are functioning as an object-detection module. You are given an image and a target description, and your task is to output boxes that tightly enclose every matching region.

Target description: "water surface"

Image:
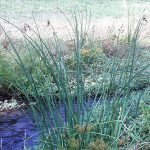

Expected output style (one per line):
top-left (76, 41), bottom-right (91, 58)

top-left (0, 110), bottom-right (38, 150)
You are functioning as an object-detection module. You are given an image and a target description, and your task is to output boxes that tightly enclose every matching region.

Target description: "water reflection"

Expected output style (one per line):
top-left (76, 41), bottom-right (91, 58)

top-left (0, 110), bottom-right (38, 150)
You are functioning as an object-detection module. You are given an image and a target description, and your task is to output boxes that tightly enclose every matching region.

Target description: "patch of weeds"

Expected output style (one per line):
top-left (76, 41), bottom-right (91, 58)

top-left (66, 47), bottom-right (103, 70)
top-left (0, 49), bottom-right (14, 87)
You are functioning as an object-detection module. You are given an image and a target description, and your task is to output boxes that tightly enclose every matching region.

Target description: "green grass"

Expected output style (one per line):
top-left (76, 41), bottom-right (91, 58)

top-left (0, 0), bottom-right (150, 21)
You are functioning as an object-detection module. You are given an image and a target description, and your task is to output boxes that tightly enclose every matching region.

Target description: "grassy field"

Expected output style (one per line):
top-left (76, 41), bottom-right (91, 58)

top-left (0, 0), bottom-right (150, 40)
top-left (0, 0), bottom-right (150, 21)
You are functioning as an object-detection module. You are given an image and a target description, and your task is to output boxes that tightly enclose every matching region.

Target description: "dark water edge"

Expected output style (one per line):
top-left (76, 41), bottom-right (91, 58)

top-left (0, 98), bottom-right (95, 150)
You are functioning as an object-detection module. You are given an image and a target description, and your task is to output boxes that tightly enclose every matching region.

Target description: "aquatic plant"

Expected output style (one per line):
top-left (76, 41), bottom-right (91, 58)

top-left (0, 10), bottom-right (150, 149)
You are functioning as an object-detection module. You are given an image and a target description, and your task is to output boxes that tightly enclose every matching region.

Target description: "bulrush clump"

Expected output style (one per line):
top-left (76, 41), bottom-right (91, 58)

top-left (47, 20), bottom-right (50, 26)
top-left (118, 137), bottom-right (125, 146)
top-left (88, 139), bottom-right (109, 150)
top-left (75, 124), bottom-right (94, 134)
top-left (22, 23), bottom-right (31, 32)
top-left (68, 138), bottom-right (79, 149)
top-left (102, 38), bottom-right (116, 57)
top-left (1, 38), bottom-right (9, 49)
top-left (65, 39), bottom-right (75, 50)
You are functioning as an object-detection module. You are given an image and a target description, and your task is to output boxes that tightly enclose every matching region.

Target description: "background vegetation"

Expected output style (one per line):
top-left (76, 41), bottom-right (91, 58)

top-left (0, 0), bottom-right (150, 150)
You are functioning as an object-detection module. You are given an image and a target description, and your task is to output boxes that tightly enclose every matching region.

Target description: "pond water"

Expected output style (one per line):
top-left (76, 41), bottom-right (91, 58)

top-left (0, 99), bottom-right (95, 150)
top-left (0, 110), bottom-right (38, 150)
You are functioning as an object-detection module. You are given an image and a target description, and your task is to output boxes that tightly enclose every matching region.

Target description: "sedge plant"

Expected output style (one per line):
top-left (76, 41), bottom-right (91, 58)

top-left (0, 11), bottom-right (150, 150)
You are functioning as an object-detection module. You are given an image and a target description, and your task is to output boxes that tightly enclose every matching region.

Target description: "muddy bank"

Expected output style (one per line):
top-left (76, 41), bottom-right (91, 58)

top-left (0, 99), bottom-right (26, 112)
top-left (0, 86), bottom-right (26, 112)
